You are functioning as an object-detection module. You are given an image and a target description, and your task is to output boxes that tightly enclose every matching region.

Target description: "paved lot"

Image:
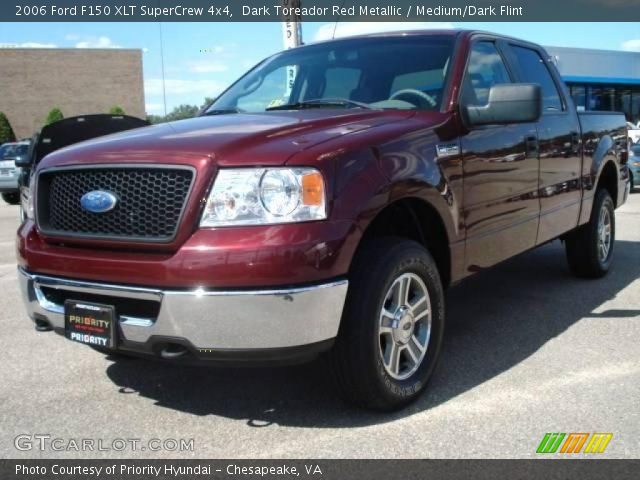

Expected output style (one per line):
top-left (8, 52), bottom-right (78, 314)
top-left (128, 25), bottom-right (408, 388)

top-left (0, 194), bottom-right (638, 459)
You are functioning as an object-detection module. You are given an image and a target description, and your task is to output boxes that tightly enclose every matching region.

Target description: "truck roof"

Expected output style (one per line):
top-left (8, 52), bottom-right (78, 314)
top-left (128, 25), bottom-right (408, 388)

top-left (308, 29), bottom-right (537, 47)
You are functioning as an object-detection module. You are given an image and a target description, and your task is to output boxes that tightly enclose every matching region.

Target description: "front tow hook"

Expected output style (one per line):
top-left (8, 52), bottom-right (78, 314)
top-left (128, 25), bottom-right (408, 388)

top-left (35, 318), bottom-right (53, 332)
top-left (159, 344), bottom-right (189, 360)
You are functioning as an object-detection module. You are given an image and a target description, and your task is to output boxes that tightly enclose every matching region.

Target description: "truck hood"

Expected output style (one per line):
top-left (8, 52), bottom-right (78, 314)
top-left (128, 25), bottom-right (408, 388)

top-left (39, 109), bottom-right (416, 169)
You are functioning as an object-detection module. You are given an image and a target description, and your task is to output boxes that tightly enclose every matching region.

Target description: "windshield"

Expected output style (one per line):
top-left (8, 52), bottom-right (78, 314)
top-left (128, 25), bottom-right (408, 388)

top-left (0, 144), bottom-right (28, 159)
top-left (208, 35), bottom-right (455, 113)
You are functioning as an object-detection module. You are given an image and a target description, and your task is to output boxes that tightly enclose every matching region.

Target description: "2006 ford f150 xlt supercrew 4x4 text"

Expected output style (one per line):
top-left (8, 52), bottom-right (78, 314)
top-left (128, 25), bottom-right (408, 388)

top-left (17, 31), bottom-right (630, 410)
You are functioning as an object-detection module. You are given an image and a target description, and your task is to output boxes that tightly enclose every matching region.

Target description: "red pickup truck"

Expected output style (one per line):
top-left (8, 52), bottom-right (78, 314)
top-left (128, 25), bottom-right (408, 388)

top-left (17, 30), bottom-right (630, 410)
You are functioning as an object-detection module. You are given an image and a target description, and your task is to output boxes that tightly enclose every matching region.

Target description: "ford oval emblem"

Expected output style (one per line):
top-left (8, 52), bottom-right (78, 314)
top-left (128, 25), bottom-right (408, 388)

top-left (80, 191), bottom-right (118, 213)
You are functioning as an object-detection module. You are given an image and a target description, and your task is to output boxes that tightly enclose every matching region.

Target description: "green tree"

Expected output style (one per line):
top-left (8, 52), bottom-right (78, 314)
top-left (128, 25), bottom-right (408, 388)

top-left (164, 104), bottom-right (199, 122)
top-left (201, 97), bottom-right (216, 110)
top-left (146, 114), bottom-right (165, 125)
top-left (45, 107), bottom-right (64, 125)
top-left (109, 106), bottom-right (125, 115)
top-left (0, 112), bottom-right (16, 144)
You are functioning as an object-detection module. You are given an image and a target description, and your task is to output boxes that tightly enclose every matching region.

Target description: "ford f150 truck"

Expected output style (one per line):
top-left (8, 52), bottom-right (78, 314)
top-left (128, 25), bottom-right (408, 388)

top-left (17, 30), bottom-right (630, 410)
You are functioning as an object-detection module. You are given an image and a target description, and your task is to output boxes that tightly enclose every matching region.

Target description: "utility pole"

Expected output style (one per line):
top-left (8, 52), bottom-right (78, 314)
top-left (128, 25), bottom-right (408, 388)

top-left (280, 0), bottom-right (302, 97)
top-left (281, 0), bottom-right (303, 50)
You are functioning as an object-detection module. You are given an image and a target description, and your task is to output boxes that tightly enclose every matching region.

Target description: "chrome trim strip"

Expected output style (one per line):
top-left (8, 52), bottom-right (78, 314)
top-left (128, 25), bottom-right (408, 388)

top-left (18, 267), bottom-right (348, 350)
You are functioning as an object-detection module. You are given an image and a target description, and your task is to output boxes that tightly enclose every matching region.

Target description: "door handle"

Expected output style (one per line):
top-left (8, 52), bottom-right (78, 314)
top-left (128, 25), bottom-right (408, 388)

top-left (525, 135), bottom-right (539, 158)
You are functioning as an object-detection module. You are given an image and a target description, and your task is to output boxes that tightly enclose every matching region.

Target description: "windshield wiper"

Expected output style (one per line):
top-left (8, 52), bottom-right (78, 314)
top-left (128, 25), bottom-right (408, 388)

top-left (201, 108), bottom-right (241, 116)
top-left (266, 98), bottom-right (374, 111)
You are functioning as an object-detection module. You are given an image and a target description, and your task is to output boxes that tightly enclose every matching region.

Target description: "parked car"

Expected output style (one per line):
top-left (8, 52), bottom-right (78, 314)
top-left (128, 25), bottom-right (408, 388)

top-left (629, 144), bottom-right (640, 191)
top-left (0, 141), bottom-right (30, 204)
top-left (17, 30), bottom-right (629, 411)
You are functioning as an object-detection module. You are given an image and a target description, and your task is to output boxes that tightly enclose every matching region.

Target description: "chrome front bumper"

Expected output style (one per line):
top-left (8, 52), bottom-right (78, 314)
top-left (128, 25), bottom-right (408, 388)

top-left (18, 268), bottom-right (347, 360)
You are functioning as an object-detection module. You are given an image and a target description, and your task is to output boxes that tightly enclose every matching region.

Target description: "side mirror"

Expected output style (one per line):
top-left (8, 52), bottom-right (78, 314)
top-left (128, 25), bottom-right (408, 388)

top-left (14, 155), bottom-right (31, 168)
top-left (464, 83), bottom-right (541, 126)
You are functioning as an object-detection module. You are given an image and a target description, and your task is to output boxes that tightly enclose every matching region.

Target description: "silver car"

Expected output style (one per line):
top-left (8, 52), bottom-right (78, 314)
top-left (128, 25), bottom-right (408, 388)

top-left (0, 141), bottom-right (29, 204)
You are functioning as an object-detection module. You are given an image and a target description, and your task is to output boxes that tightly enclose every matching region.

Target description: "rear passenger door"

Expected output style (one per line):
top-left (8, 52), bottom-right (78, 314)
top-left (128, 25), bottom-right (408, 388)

top-left (505, 43), bottom-right (582, 244)
top-left (460, 40), bottom-right (540, 272)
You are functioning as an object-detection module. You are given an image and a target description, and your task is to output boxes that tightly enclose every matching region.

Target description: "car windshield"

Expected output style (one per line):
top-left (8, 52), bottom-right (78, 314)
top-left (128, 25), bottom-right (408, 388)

top-left (208, 35), bottom-right (455, 114)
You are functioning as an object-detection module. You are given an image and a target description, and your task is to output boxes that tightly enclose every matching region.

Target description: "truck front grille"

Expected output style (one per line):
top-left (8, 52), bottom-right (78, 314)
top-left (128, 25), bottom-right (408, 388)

top-left (36, 166), bottom-right (194, 242)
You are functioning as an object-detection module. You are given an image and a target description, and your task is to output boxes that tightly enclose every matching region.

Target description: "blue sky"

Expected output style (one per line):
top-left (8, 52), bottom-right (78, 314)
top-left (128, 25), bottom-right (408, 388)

top-left (1, 22), bottom-right (639, 115)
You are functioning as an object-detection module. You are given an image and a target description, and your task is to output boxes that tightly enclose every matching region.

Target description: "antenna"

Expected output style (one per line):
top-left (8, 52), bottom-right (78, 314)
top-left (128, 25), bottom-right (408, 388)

top-left (332, 0), bottom-right (348, 39)
top-left (159, 22), bottom-right (168, 117)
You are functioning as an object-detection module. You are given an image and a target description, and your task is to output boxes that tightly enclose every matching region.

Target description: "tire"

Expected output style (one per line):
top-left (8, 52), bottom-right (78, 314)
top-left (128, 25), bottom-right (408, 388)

top-left (565, 189), bottom-right (615, 278)
top-left (2, 192), bottom-right (20, 205)
top-left (328, 237), bottom-right (445, 411)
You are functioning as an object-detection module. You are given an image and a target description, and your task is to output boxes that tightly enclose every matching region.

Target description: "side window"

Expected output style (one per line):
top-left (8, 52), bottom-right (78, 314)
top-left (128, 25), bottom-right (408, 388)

top-left (510, 46), bottom-right (563, 112)
top-left (462, 41), bottom-right (511, 107)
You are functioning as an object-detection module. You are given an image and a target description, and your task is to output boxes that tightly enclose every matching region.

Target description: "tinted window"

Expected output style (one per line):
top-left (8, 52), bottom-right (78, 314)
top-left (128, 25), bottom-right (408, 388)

top-left (0, 144), bottom-right (20, 159)
top-left (462, 42), bottom-right (511, 107)
top-left (570, 85), bottom-right (586, 111)
top-left (511, 46), bottom-right (563, 112)
top-left (589, 85), bottom-right (616, 111)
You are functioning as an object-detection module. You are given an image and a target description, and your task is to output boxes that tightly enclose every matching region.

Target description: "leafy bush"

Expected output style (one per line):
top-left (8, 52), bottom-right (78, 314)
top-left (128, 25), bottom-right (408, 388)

top-left (109, 106), bottom-right (125, 115)
top-left (45, 107), bottom-right (64, 125)
top-left (0, 112), bottom-right (16, 144)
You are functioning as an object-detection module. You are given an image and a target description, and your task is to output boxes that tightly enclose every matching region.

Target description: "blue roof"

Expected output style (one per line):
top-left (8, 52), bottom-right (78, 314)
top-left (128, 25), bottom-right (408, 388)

top-left (562, 75), bottom-right (640, 86)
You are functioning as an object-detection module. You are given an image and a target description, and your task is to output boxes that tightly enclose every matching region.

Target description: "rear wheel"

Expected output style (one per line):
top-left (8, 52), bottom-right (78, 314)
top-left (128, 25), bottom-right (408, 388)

top-left (565, 189), bottom-right (615, 278)
top-left (328, 238), bottom-right (445, 411)
top-left (2, 192), bottom-right (20, 205)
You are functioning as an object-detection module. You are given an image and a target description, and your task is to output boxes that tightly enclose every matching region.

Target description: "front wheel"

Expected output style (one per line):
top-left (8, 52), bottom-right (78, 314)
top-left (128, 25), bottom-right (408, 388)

top-left (328, 238), bottom-right (445, 411)
top-left (2, 192), bottom-right (20, 205)
top-left (565, 189), bottom-right (615, 278)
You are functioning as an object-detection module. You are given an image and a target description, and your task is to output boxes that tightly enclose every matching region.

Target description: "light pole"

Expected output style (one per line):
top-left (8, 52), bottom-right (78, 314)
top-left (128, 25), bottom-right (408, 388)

top-left (280, 0), bottom-right (302, 97)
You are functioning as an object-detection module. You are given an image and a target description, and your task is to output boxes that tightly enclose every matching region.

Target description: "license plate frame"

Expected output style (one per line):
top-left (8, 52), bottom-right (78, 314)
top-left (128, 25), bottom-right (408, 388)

top-left (64, 300), bottom-right (117, 349)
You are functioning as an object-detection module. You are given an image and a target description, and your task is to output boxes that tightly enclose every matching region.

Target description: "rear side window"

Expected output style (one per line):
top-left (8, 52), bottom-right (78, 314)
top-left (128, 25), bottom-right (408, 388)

top-left (462, 41), bottom-right (512, 107)
top-left (510, 46), bottom-right (563, 112)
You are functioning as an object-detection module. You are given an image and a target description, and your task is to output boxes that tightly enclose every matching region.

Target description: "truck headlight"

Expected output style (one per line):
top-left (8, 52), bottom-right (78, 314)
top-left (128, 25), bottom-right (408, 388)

top-left (200, 168), bottom-right (326, 227)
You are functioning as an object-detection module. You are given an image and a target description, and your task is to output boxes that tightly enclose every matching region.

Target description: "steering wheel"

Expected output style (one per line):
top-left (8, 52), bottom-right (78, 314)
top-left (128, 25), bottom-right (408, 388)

top-left (389, 89), bottom-right (437, 109)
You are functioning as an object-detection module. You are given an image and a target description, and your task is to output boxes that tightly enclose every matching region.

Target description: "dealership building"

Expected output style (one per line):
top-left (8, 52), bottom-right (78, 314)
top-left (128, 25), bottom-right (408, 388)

top-left (546, 46), bottom-right (640, 124)
top-left (0, 48), bottom-right (145, 139)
